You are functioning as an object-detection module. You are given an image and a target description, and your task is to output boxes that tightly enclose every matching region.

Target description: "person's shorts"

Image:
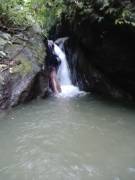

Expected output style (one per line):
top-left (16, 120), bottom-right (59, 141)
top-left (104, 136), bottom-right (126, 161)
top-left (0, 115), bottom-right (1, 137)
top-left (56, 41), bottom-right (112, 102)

top-left (48, 65), bottom-right (59, 72)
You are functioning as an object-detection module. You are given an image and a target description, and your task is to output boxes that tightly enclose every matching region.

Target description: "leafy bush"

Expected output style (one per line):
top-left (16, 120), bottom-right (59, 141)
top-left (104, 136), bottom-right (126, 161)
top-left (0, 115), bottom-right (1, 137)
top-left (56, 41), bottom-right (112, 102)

top-left (1, 0), bottom-right (135, 35)
top-left (27, 0), bottom-right (65, 33)
top-left (0, 0), bottom-right (32, 28)
top-left (0, 0), bottom-right (65, 35)
top-left (63, 0), bottom-right (135, 27)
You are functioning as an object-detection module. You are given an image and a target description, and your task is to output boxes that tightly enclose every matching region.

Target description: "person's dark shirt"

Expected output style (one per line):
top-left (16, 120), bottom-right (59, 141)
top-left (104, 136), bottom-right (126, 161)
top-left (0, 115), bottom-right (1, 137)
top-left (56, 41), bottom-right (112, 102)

top-left (46, 41), bottom-right (61, 69)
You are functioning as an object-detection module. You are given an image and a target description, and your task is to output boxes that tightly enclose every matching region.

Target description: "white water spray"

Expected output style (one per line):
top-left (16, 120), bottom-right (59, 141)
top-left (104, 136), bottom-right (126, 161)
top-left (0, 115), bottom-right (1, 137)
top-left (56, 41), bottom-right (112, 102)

top-left (54, 43), bottom-right (85, 97)
top-left (54, 44), bottom-right (71, 85)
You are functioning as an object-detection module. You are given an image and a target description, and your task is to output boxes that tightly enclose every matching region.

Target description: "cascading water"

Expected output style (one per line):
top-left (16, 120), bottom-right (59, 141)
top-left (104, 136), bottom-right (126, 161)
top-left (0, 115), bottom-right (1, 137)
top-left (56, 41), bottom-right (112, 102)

top-left (54, 44), bottom-right (71, 85)
top-left (53, 43), bottom-right (85, 97)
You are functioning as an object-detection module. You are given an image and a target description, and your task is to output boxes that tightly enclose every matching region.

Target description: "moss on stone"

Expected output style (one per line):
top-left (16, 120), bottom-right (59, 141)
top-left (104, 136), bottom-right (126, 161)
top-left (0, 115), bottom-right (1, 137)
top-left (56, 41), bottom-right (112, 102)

top-left (11, 58), bottom-right (32, 76)
top-left (26, 41), bottom-right (46, 64)
top-left (36, 45), bottom-right (46, 64)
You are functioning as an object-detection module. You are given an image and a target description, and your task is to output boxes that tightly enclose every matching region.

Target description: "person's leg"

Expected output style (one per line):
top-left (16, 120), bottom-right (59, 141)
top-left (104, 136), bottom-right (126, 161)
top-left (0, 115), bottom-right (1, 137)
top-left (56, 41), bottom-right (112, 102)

top-left (56, 78), bottom-right (62, 93)
top-left (50, 67), bottom-right (61, 94)
top-left (55, 65), bottom-right (62, 93)
top-left (50, 70), bottom-right (58, 94)
top-left (55, 77), bottom-right (61, 93)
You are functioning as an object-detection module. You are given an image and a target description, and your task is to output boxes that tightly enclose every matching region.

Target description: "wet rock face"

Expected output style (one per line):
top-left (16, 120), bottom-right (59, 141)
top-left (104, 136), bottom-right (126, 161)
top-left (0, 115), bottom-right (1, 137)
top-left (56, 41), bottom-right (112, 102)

top-left (91, 27), bottom-right (135, 99)
top-left (0, 28), bottom-right (48, 109)
top-left (61, 24), bottom-right (135, 100)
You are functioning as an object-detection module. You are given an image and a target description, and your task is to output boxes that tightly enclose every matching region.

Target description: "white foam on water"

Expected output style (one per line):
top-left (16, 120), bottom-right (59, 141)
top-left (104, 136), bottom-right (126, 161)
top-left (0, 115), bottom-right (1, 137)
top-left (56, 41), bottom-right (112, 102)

top-left (54, 44), bottom-right (72, 85)
top-left (58, 85), bottom-right (86, 98)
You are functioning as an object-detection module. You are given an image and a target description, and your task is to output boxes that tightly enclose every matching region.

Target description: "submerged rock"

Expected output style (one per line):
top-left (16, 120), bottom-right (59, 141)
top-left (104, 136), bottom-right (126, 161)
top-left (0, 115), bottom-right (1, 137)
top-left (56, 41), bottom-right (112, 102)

top-left (0, 28), bottom-right (48, 109)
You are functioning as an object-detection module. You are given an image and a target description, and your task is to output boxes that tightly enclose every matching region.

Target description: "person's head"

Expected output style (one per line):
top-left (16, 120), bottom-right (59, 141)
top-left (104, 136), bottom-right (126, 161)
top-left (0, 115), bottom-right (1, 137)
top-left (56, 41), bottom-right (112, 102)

top-left (48, 40), bottom-right (54, 50)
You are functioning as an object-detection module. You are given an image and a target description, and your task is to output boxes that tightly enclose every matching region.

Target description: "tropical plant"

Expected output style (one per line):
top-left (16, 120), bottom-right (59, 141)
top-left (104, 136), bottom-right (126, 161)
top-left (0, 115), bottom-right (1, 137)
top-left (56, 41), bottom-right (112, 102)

top-left (0, 0), bottom-right (65, 35)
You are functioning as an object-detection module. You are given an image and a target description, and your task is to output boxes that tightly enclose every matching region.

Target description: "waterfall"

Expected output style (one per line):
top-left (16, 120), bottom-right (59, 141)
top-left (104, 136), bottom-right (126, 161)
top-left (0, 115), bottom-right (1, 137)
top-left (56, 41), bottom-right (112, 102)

top-left (54, 44), bottom-right (71, 85)
top-left (53, 42), bottom-right (85, 97)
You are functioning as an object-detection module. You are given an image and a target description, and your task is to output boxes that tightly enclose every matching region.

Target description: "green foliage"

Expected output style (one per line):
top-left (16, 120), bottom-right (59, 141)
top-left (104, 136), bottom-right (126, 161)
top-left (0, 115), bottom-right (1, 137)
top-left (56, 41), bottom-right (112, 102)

top-left (0, 0), bottom-right (32, 28)
top-left (63, 0), bottom-right (135, 27)
top-left (0, 0), bottom-right (65, 35)
top-left (1, 0), bottom-right (135, 35)
top-left (27, 0), bottom-right (65, 34)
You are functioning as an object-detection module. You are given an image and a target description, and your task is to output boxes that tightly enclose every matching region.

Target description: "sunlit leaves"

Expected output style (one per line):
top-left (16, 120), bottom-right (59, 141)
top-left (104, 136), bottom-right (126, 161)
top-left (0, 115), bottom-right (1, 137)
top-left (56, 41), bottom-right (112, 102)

top-left (0, 0), bottom-right (66, 35)
top-left (25, 0), bottom-right (65, 35)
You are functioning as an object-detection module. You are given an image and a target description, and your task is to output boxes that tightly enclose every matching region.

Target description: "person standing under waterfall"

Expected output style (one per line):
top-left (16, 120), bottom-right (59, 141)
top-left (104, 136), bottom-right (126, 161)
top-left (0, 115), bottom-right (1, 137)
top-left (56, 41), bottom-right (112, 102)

top-left (46, 40), bottom-right (61, 94)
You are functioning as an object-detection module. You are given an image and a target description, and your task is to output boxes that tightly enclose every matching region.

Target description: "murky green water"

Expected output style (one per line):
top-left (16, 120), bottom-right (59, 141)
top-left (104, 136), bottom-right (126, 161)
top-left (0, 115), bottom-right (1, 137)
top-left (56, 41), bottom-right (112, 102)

top-left (0, 95), bottom-right (135, 180)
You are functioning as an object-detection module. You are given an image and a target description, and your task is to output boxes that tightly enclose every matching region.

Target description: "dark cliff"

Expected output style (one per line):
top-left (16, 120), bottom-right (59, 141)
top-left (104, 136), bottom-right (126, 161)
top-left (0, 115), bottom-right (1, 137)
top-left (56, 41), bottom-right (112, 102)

top-left (53, 0), bottom-right (135, 100)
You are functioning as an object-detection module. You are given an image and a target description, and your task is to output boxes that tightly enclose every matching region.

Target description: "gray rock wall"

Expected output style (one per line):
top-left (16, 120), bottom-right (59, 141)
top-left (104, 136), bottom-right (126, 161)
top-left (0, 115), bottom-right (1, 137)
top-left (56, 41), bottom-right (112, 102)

top-left (0, 28), bottom-right (48, 109)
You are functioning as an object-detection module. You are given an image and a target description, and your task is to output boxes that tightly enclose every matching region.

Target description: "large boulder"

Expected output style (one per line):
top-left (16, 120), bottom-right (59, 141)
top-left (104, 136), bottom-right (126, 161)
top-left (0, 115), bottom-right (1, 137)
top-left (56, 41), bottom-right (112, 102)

top-left (0, 28), bottom-right (48, 109)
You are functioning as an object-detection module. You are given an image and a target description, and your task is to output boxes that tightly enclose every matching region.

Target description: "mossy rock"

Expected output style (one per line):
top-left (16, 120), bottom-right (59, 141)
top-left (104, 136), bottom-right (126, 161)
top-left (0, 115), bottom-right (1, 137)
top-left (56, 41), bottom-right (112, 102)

top-left (0, 29), bottom-right (48, 109)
